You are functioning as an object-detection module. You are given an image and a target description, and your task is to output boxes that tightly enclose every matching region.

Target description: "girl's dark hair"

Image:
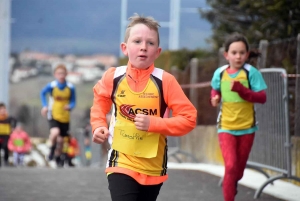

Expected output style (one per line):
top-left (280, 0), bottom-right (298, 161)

top-left (224, 32), bottom-right (249, 52)
top-left (224, 32), bottom-right (261, 62)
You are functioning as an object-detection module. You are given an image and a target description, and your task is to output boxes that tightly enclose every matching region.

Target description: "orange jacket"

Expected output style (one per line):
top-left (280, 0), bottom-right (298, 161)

top-left (67, 137), bottom-right (80, 157)
top-left (90, 62), bottom-right (197, 185)
top-left (91, 62), bottom-right (197, 135)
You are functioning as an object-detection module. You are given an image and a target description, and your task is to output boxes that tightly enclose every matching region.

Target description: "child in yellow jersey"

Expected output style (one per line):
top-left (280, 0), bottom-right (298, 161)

top-left (210, 33), bottom-right (267, 201)
top-left (90, 13), bottom-right (197, 201)
top-left (40, 64), bottom-right (76, 167)
top-left (0, 102), bottom-right (17, 167)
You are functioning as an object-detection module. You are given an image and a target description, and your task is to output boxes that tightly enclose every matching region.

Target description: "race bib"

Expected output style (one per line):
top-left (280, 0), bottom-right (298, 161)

top-left (112, 120), bottom-right (160, 158)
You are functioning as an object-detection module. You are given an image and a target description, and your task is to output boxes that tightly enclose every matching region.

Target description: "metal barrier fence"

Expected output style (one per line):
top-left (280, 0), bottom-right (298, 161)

top-left (167, 136), bottom-right (198, 163)
top-left (165, 109), bottom-right (198, 163)
top-left (76, 128), bottom-right (103, 167)
top-left (247, 68), bottom-right (300, 198)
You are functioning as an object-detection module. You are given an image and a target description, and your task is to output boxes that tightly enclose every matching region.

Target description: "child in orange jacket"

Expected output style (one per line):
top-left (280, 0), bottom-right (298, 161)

top-left (8, 123), bottom-right (31, 166)
top-left (66, 136), bottom-right (79, 167)
top-left (90, 13), bottom-right (197, 201)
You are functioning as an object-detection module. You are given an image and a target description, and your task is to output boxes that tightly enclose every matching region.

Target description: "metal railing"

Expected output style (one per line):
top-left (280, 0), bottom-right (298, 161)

top-left (76, 128), bottom-right (103, 167)
top-left (248, 68), bottom-right (300, 199)
top-left (167, 136), bottom-right (198, 163)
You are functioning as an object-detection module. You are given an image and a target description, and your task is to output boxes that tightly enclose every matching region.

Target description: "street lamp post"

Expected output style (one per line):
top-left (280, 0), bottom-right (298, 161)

top-left (0, 0), bottom-right (11, 107)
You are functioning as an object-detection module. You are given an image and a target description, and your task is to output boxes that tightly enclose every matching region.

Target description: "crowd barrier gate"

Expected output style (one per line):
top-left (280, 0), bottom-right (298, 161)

top-left (248, 68), bottom-right (300, 198)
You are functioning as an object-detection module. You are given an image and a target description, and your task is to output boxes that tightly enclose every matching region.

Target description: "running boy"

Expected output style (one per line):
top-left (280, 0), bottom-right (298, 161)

top-left (0, 102), bottom-right (17, 167)
top-left (91, 14), bottom-right (197, 201)
top-left (40, 64), bottom-right (76, 166)
top-left (210, 33), bottom-right (267, 201)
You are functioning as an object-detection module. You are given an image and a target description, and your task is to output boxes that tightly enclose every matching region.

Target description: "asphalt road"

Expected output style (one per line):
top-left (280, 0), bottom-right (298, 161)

top-left (0, 167), bottom-right (282, 201)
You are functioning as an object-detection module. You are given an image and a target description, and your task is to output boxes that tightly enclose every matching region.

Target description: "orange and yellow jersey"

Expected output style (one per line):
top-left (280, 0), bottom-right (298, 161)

top-left (40, 80), bottom-right (76, 123)
top-left (0, 115), bottom-right (17, 136)
top-left (91, 62), bottom-right (197, 185)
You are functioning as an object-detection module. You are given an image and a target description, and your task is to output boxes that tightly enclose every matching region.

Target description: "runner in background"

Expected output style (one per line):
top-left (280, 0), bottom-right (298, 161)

top-left (40, 64), bottom-right (76, 167)
top-left (0, 102), bottom-right (17, 167)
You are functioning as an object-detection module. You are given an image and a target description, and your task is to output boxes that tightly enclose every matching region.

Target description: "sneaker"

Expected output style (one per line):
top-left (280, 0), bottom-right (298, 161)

top-left (55, 156), bottom-right (62, 167)
top-left (48, 145), bottom-right (56, 161)
top-left (48, 153), bottom-right (54, 161)
top-left (48, 160), bottom-right (57, 169)
top-left (48, 149), bottom-right (55, 161)
top-left (68, 160), bottom-right (75, 167)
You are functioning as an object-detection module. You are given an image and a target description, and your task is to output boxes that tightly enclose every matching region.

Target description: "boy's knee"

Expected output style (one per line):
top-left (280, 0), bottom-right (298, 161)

top-left (49, 128), bottom-right (60, 140)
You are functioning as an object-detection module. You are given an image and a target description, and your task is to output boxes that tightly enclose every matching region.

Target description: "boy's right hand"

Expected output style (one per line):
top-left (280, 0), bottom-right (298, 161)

top-left (92, 127), bottom-right (109, 144)
top-left (41, 107), bottom-right (48, 117)
top-left (211, 95), bottom-right (220, 107)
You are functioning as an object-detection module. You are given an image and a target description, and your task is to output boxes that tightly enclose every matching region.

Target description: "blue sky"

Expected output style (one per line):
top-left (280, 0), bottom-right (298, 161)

top-left (11, 0), bottom-right (212, 56)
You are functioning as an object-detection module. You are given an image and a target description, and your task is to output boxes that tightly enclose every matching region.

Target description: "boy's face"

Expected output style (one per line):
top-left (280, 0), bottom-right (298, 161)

top-left (121, 24), bottom-right (161, 69)
top-left (54, 68), bottom-right (67, 83)
top-left (0, 106), bottom-right (7, 116)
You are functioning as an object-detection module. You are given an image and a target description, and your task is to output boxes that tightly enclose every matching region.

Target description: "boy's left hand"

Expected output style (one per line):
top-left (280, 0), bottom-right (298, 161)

top-left (134, 113), bottom-right (150, 131)
top-left (64, 105), bottom-right (70, 110)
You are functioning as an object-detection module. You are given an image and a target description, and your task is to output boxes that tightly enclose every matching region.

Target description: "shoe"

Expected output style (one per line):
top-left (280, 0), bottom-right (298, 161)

top-left (48, 146), bottom-right (56, 161)
top-left (68, 161), bottom-right (75, 167)
top-left (48, 160), bottom-right (57, 169)
top-left (48, 149), bottom-right (55, 161)
top-left (55, 156), bottom-right (63, 167)
top-left (48, 154), bottom-right (54, 161)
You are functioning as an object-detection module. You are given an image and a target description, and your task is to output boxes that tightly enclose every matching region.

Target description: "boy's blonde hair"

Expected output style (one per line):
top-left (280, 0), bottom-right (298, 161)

top-left (124, 13), bottom-right (160, 45)
top-left (54, 64), bottom-right (67, 73)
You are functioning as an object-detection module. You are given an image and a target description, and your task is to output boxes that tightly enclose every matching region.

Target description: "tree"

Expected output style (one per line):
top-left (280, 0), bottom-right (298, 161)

top-left (200, 0), bottom-right (300, 50)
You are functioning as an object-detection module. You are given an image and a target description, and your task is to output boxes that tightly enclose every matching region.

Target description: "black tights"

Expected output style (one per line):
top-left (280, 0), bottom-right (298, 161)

top-left (0, 136), bottom-right (9, 166)
top-left (108, 173), bottom-right (163, 201)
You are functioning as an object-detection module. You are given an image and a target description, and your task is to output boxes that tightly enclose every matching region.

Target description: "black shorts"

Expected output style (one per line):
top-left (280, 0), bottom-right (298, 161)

top-left (108, 173), bottom-right (163, 201)
top-left (49, 119), bottom-right (69, 137)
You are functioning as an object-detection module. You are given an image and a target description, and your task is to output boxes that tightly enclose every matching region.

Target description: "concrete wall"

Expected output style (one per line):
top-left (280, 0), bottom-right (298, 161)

top-left (180, 125), bottom-right (223, 165)
top-left (292, 136), bottom-right (300, 185)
